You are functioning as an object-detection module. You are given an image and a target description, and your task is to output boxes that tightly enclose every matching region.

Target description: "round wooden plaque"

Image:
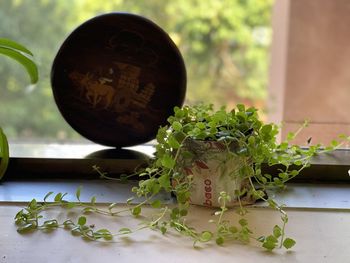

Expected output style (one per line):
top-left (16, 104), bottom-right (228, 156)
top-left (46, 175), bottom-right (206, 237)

top-left (51, 13), bottom-right (186, 147)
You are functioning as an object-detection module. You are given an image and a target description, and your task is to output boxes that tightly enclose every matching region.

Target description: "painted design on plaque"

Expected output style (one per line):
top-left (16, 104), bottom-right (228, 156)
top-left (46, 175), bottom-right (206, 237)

top-left (114, 62), bottom-right (155, 112)
top-left (69, 65), bottom-right (155, 131)
top-left (68, 30), bottom-right (159, 131)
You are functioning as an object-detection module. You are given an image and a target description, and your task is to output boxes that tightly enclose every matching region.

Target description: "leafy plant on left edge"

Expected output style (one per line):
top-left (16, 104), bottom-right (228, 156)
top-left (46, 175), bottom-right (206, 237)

top-left (0, 38), bottom-right (39, 179)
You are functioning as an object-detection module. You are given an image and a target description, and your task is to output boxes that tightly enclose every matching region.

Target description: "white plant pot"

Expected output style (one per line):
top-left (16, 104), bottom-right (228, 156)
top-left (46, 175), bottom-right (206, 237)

top-left (179, 139), bottom-right (255, 208)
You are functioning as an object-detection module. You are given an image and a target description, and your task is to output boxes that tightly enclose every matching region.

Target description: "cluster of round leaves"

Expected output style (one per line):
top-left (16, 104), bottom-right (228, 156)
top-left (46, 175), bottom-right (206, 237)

top-left (14, 104), bottom-right (347, 251)
top-left (130, 103), bottom-right (345, 250)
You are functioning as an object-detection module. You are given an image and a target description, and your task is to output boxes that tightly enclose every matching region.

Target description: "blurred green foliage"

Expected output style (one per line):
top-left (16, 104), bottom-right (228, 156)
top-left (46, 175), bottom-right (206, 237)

top-left (0, 0), bottom-right (273, 140)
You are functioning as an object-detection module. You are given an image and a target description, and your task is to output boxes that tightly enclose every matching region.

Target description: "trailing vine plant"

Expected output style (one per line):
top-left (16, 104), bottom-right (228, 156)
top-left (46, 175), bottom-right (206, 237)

top-left (14, 104), bottom-right (349, 251)
top-left (0, 38), bottom-right (38, 179)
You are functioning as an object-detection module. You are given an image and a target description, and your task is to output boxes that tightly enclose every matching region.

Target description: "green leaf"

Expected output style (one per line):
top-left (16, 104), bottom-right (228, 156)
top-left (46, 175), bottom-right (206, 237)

top-left (273, 225), bottom-right (282, 238)
top-left (78, 216), bottom-right (87, 226)
top-left (196, 122), bottom-right (206, 130)
top-left (237, 104), bottom-right (245, 112)
top-left (108, 202), bottom-right (118, 211)
top-left (63, 202), bottom-right (76, 209)
top-left (90, 196), bottom-right (96, 205)
top-left (0, 128), bottom-right (9, 181)
top-left (119, 227), bottom-right (132, 235)
top-left (161, 154), bottom-right (176, 169)
top-left (63, 220), bottom-right (75, 228)
top-left (200, 231), bottom-right (213, 242)
top-left (54, 193), bottom-right (62, 202)
top-left (286, 132), bottom-right (295, 141)
top-left (168, 135), bottom-right (181, 149)
top-left (158, 173), bottom-right (171, 190)
top-left (172, 121), bottom-right (182, 131)
top-left (131, 206), bottom-right (141, 216)
top-left (126, 197), bottom-right (134, 205)
top-left (82, 207), bottom-right (96, 214)
top-left (17, 223), bottom-right (36, 233)
top-left (179, 209), bottom-right (188, 216)
top-left (216, 236), bottom-right (224, 245)
top-left (283, 238), bottom-right (296, 249)
top-left (266, 235), bottom-right (278, 243)
top-left (261, 124), bottom-right (272, 136)
top-left (229, 226), bottom-right (238, 233)
top-left (29, 199), bottom-right (37, 210)
top-left (239, 218), bottom-right (248, 226)
top-left (331, 140), bottom-right (339, 147)
top-left (262, 240), bottom-right (277, 251)
top-left (160, 226), bottom-right (167, 234)
top-left (76, 186), bottom-right (82, 202)
top-left (0, 38), bottom-right (34, 55)
top-left (151, 199), bottom-right (162, 208)
top-left (43, 219), bottom-right (59, 228)
top-left (95, 229), bottom-right (113, 240)
top-left (43, 192), bottom-right (54, 202)
top-left (0, 46), bottom-right (38, 84)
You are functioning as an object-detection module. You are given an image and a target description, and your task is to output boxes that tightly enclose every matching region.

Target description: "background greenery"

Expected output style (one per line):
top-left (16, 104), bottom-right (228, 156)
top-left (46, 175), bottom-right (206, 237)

top-left (0, 0), bottom-right (273, 140)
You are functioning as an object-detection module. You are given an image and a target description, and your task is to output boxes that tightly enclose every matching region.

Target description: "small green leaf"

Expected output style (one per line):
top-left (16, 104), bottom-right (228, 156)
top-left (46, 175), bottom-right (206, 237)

top-left (151, 199), bottom-right (162, 208)
top-left (17, 223), bottom-right (35, 233)
top-left (78, 216), bottom-right (87, 226)
top-left (283, 238), bottom-right (296, 249)
top-left (63, 220), bottom-right (75, 228)
top-left (216, 236), bottom-right (224, 245)
top-left (158, 173), bottom-right (171, 190)
top-left (273, 225), bottom-right (282, 238)
top-left (266, 235), bottom-right (278, 243)
top-left (168, 135), bottom-right (181, 149)
top-left (161, 154), bottom-right (176, 169)
top-left (200, 231), bottom-right (213, 242)
top-left (0, 128), bottom-right (9, 181)
top-left (239, 218), bottom-right (248, 226)
top-left (226, 227), bottom-right (236, 234)
top-left (286, 132), bottom-right (295, 141)
top-left (54, 193), bottom-right (62, 202)
top-left (43, 219), bottom-right (59, 228)
top-left (331, 140), bottom-right (339, 147)
top-left (236, 104), bottom-right (245, 112)
top-left (131, 206), bottom-right (141, 216)
top-left (82, 207), bottom-right (96, 213)
top-left (43, 192), bottom-right (54, 202)
top-left (76, 186), bottom-right (82, 202)
top-left (262, 240), bottom-right (277, 251)
top-left (108, 203), bottom-right (118, 211)
top-left (126, 197), bottom-right (134, 204)
top-left (172, 121), bottom-right (182, 131)
top-left (196, 122), bottom-right (206, 130)
top-left (90, 196), bottom-right (96, 205)
top-left (63, 202), bottom-right (76, 209)
top-left (160, 226), bottom-right (167, 234)
top-left (29, 199), bottom-right (37, 210)
top-left (179, 209), bottom-right (188, 216)
top-left (119, 227), bottom-right (132, 235)
top-left (96, 229), bottom-right (113, 240)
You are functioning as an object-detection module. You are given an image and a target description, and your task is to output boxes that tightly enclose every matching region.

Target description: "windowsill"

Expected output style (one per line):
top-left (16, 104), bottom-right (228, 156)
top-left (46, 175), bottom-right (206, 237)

top-left (3, 142), bottom-right (350, 182)
top-left (1, 181), bottom-right (350, 262)
top-left (1, 180), bottom-right (349, 211)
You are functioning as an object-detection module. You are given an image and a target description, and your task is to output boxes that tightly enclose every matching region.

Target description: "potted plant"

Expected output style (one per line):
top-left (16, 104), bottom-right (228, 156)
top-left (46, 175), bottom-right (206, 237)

top-left (130, 103), bottom-right (345, 249)
top-left (14, 103), bottom-right (347, 251)
top-left (0, 38), bottom-right (39, 179)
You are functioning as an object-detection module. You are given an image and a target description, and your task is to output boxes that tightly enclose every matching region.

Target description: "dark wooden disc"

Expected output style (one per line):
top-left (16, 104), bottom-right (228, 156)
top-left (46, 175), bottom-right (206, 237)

top-left (51, 13), bottom-right (186, 147)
